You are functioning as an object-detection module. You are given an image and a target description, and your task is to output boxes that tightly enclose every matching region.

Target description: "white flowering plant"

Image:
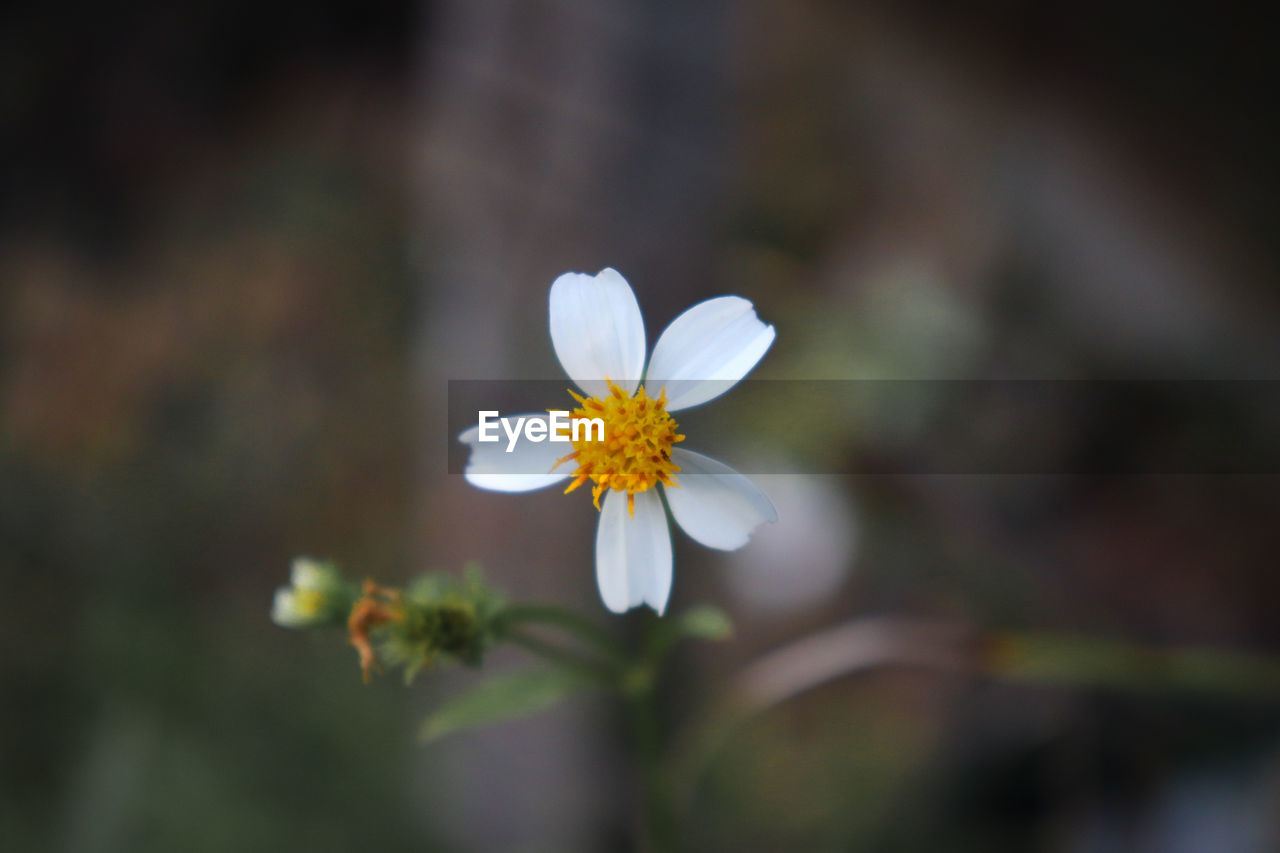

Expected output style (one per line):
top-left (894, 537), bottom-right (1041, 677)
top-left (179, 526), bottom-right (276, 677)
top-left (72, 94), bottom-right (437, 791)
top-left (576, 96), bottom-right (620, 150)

top-left (270, 268), bottom-right (1280, 850)
top-left (272, 268), bottom-right (777, 849)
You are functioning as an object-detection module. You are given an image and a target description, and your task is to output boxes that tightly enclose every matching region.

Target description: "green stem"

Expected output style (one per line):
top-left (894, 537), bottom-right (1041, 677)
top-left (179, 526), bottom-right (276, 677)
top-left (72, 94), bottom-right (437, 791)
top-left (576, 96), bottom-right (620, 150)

top-left (983, 630), bottom-right (1280, 696)
top-left (629, 676), bottom-right (676, 852)
top-left (623, 612), bottom-right (685, 851)
top-left (500, 603), bottom-right (627, 663)
top-left (504, 629), bottom-right (617, 683)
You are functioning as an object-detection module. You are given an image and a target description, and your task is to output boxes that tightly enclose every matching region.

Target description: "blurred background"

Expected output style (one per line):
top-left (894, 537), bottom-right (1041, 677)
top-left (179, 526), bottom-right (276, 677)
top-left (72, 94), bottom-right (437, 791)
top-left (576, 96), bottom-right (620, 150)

top-left (3, 1), bottom-right (1279, 850)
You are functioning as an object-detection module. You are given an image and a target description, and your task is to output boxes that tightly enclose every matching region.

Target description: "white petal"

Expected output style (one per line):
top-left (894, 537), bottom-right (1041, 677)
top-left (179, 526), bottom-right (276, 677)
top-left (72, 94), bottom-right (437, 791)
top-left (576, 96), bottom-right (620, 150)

top-left (549, 268), bottom-right (646, 399)
top-left (643, 296), bottom-right (775, 411)
top-left (290, 557), bottom-right (327, 590)
top-left (665, 448), bottom-right (778, 550)
top-left (595, 489), bottom-right (673, 615)
top-left (458, 413), bottom-right (572, 493)
top-left (271, 588), bottom-right (304, 627)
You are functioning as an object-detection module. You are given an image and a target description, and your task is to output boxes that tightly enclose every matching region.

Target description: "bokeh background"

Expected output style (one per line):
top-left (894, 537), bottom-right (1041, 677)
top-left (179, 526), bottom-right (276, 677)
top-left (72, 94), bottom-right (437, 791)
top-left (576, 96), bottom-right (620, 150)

top-left (3, 1), bottom-right (1279, 850)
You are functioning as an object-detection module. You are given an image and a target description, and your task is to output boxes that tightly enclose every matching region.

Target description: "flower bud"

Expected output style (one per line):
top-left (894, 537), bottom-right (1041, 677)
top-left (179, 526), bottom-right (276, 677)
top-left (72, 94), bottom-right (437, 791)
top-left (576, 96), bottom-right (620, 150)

top-left (270, 557), bottom-right (350, 628)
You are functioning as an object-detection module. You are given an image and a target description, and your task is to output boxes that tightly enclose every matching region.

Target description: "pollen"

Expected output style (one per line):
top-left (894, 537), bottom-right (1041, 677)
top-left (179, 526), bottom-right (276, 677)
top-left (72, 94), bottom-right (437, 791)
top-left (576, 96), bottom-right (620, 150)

top-left (554, 380), bottom-right (683, 515)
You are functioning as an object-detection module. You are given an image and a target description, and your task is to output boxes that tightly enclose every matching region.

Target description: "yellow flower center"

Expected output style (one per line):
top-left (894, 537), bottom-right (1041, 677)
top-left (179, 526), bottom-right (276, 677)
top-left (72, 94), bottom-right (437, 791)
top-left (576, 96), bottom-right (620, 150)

top-left (555, 380), bottom-right (683, 515)
top-left (295, 586), bottom-right (327, 617)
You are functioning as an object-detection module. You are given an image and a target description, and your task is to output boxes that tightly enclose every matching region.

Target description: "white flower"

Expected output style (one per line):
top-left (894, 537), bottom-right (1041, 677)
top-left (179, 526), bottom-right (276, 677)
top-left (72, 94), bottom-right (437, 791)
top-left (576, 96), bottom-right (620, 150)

top-left (271, 557), bottom-right (340, 628)
top-left (458, 268), bottom-right (778, 615)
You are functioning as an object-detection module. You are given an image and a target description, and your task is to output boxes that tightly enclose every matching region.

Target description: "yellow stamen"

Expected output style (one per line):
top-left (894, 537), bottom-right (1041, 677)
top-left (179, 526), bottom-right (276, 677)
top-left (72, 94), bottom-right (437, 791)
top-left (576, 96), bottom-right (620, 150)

top-left (561, 380), bottom-right (683, 515)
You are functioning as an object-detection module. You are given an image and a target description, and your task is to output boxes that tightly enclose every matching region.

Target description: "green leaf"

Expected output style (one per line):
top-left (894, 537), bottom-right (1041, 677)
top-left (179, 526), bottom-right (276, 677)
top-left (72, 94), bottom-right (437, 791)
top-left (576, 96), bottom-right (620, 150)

top-left (418, 668), bottom-right (598, 743)
top-left (679, 606), bottom-right (734, 642)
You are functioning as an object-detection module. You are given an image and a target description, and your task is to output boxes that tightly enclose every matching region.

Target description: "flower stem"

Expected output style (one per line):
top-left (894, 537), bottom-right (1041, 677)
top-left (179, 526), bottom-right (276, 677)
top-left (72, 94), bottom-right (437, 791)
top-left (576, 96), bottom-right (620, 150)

top-left (504, 629), bottom-right (617, 683)
top-left (500, 602), bottom-right (627, 663)
top-left (628, 675), bottom-right (676, 852)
